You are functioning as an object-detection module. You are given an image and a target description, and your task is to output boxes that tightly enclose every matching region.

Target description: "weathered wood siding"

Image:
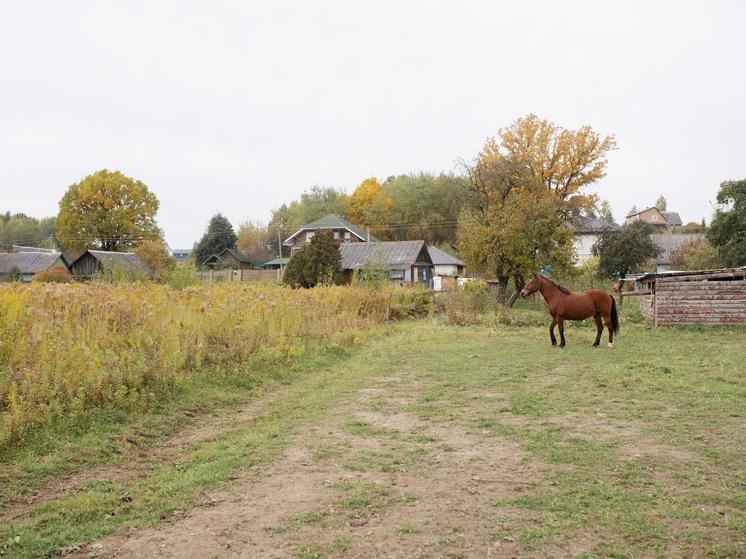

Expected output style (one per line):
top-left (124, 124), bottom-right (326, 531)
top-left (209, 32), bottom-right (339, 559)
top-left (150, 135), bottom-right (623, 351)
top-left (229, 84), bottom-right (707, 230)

top-left (646, 278), bottom-right (746, 325)
top-left (70, 253), bottom-right (101, 278)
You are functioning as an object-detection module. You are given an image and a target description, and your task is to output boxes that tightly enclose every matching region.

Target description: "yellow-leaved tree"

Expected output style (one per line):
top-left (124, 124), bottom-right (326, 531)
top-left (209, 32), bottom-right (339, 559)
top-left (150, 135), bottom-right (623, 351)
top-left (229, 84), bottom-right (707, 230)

top-left (57, 169), bottom-right (161, 251)
top-left (348, 177), bottom-right (392, 232)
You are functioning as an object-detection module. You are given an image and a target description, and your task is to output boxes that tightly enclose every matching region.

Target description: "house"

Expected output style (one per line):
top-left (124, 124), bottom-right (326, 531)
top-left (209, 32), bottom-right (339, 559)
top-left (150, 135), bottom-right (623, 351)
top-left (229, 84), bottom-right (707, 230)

top-left (571, 216), bottom-right (615, 264)
top-left (69, 250), bottom-right (152, 279)
top-left (663, 212), bottom-right (683, 229)
top-left (172, 248), bottom-right (192, 262)
top-left (284, 214), bottom-right (376, 253)
top-left (339, 240), bottom-right (433, 285)
top-left (650, 233), bottom-right (706, 272)
top-left (632, 267), bottom-right (746, 326)
top-left (200, 247), bottom-right (254, 270)
top-left (428, 246), bottom-right (464, 277)
top-left (625, 207), bottom-right (670, 232)
top-left (11, 245), bottom-right (57, 254)
top-left (0, 252), bottom-right (68, 282)
top-left (258, 257), bottom-right (290, 270)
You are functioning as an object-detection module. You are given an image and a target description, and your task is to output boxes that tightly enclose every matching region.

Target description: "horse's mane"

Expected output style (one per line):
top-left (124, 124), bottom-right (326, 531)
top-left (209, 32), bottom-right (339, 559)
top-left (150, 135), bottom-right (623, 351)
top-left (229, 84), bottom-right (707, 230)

top-left (540, 275), bottom-right (572, 295)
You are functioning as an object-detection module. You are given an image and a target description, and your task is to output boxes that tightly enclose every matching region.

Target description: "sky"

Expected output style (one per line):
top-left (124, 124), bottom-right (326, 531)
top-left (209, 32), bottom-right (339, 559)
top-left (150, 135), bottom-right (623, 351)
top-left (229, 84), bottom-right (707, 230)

top-left (1, 1), bottom-right (745, 249)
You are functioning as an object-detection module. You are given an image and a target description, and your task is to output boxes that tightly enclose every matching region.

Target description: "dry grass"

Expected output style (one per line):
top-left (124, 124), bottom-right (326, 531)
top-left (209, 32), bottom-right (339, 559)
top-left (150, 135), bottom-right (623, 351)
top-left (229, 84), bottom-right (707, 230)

top-left (0, 282), bottom-right (393, 449)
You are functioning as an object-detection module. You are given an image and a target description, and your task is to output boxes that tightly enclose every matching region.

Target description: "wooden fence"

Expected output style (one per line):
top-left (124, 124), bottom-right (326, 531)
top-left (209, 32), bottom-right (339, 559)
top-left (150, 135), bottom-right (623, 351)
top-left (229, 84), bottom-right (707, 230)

top-left (197, 269), bottom-right (282, 283)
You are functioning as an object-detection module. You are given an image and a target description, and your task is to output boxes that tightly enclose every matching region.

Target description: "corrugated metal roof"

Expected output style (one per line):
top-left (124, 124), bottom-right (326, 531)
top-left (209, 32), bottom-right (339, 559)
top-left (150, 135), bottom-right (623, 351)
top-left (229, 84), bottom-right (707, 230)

top-left (84, 250), bottom-right (152, 275)
top-left (0, 252), bottom-right (64, 274)
top-left (340, 241), bottom-right (429, 270)
top-left (428, 245), bottom-right (464, 266)
top-left (261, 257), bottom-right (290, 266)
top-left (650, 234), bottom-right (706, 263)
top-left (284, 214), bottom-right (376, 245)
top-left (12, 245), bottom-right (56, 253)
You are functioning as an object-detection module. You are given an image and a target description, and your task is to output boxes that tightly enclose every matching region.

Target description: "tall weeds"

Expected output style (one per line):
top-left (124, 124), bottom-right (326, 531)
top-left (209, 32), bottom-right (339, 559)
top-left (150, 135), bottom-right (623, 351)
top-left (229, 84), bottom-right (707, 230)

top-left (0, 283), bottom-right (391, 449)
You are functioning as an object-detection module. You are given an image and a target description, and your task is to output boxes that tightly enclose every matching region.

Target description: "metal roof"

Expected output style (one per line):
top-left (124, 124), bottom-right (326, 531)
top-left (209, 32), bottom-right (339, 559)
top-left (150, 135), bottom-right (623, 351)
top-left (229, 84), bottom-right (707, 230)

top-left (12, 245), bottom-right (57, 253)
top-left (428, 245), bottom-right (464, 266)
top-left (663, 212), bottom-right (683, 226)
top-left (650, 234), bottom-right (706, 263)
top-left (571, 216), bottom-right (617, 233)
top-left (0, 252), bottom-right (65, 274)
top-left (284, 214), bottom-right (376, 245)
top-left (340, 240), bottom-right (430, 270)
top-left (260, 257), bottom-right (290, 267)
top-left (80, 250), bottom-right (152, 275)
top-left (636, 267), bottom-right (746, 283)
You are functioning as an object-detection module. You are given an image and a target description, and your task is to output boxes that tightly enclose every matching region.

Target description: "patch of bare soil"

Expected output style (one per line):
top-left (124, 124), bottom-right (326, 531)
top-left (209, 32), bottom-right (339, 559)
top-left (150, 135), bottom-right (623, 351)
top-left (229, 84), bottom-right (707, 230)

top-left (68, 376), bottom-right (568, 559)
top-left (0, 393), bottom-right (280, 524)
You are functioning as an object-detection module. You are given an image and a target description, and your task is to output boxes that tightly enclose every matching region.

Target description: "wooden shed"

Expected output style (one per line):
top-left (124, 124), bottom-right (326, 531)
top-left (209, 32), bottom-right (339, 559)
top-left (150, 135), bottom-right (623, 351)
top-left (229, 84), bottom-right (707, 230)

top-left (630, 268), bottom-right (746, 326)
top-left (69, 250), bottom-right (152, 280)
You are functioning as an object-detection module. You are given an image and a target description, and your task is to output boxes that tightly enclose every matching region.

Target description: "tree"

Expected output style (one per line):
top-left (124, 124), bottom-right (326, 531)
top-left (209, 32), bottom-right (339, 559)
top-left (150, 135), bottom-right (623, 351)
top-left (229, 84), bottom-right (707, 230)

top-left (193, 214), bottom-right (237, 267)
top-left (592, 221), bottom-right (662, 279)
top-left (0, 213), bottom-right (56, 251)
top-left (8, 265), bottom-right (23, 282)
top-left (628, 205), bottom-right (638, 216)
top-left (670, 239), bottom-right (721, 270)
top-left (134, 240), bottom-right (176, 280)
top-left (282, 249), bottom-right (308, 288)
top-left (237, 220), bottom-right (274, 261)
top-left (348, 178), bottom-right (391, 230)
top-left (458, 115), bottom-right (615, 305)
top-left (598, 201), bottom-right (614, 224)
top-left (57, 170), bottom-right (160, 251)
top-left (302, 230), bottom-right (342, 287)
top-left (655, 195), bottom-right (667, 212)
top-left (707, 179), bottom-right (746, 267)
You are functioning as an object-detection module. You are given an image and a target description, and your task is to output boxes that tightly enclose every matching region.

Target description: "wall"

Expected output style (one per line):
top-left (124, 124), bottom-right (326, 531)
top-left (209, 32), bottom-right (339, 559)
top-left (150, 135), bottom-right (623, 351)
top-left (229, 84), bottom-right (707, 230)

top-left (573, 234), bottom-right (598, 264)
top-left (650, 278), bottom-right (746, 325)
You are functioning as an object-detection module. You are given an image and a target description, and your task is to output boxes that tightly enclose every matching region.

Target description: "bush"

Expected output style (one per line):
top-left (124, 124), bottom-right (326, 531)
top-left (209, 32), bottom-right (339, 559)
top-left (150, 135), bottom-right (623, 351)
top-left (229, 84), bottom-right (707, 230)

top-left (436, 280), bottom-right (499, 325)
top-left (670, 239), bottom-right (722, 270)
top-left (32, 265), bottom-right (73, 283)
top-left (8, 265), bottom-right (23, 282)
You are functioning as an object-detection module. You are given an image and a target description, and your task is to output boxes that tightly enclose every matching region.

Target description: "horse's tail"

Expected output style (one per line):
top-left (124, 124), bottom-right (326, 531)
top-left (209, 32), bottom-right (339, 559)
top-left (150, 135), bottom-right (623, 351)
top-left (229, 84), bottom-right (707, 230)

top-left (610, 294), bottom-right (619, 334)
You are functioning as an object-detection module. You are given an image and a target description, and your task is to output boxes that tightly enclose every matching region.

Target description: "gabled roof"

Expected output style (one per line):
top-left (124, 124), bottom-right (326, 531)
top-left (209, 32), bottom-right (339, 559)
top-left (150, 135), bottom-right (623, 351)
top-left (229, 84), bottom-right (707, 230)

top-left (571, 216), bottom-right (617, 233)
top-left (201, 247), bottom-right (252, 265)
top-left (284, 214), bottom-right (376, 245)
top-left (340, 240), bottom-right (431, 270)
top-left (76, 250), bottom-right (152, 276)
top-left (260, 257), bottom-right (290, 267)
top-left (650, 234), bottom-right (706, 263)
top-left (0, 252), bottom-right (65, 274)
top-left (428, 245), bottom-right (464, 266)
top-left (663, 212), bottom-right (683, 226)
top-left (626, 207), bottom-right (667, 221)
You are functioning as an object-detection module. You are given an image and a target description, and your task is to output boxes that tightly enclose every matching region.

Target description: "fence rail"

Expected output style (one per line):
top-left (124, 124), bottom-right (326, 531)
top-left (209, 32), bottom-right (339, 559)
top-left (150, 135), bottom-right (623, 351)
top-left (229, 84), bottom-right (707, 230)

top-left (197, 269), bottom-right (282, 283)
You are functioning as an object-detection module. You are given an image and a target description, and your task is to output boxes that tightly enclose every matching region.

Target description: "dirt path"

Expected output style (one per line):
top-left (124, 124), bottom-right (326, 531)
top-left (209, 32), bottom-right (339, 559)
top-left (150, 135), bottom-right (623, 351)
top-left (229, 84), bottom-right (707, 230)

top-left (69, 372), bottom-right (554, 558)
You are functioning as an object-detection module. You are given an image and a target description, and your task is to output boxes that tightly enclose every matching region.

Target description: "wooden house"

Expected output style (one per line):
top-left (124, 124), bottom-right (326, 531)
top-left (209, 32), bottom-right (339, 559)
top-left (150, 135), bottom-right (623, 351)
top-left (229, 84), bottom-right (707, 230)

top-left (339, 240), bottom-right (433, 286)
top-left (0, 252), bottom-right (67, 282)
top-left (284, 214), bottom-right (375, 254)
top-left (631, 268), bottom-right (746, 326)
top-left (69, 250), bottom-right (152, 279)
top-left (200, 247), bottom-right (254, 270)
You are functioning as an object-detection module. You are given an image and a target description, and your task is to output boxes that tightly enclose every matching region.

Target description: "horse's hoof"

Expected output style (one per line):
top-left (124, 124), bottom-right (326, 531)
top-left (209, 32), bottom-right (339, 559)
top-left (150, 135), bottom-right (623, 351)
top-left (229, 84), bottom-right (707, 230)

top-left (608, 343), bottom-right (614, 349)
top-left (592, 344), bottom-right (599, 348)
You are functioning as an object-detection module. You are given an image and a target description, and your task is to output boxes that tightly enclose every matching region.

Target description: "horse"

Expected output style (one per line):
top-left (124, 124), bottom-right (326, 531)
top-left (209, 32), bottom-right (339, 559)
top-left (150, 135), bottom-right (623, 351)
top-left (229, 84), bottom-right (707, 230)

top-left (520, 272), bottom-right (619, 348)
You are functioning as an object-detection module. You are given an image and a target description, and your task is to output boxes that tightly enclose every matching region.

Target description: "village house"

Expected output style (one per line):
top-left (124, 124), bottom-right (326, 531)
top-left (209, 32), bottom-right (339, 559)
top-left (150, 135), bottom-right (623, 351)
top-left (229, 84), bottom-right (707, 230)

top-left (572, 216), bottom-right (615, 264)
top-left (625, 207), bottom-right (682, 233)
top-left (339, 240), bottom-right (433, 285)
top-left (283, 214), bottom-right (375, 253)
top-left (200, 247), bottom-right (254, 270)
top-left (69, 250), bottom-right (152, 279)
top-left (0, 251), bottom-right (68, 282)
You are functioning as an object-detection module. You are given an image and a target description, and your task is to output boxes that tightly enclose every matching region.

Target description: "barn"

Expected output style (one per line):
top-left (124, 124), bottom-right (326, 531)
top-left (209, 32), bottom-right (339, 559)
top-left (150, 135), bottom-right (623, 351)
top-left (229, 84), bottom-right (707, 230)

top-left (633, 268), bottom-right (746, 326)
top-left (69, 250), bottom-right (152, 280)
top-left (0, 252), bottom-right (68, 282)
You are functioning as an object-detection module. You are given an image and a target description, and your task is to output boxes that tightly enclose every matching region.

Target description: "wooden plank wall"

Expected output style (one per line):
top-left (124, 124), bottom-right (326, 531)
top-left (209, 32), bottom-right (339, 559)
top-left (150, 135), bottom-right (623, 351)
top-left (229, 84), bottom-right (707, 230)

top-left (653, 279), bottom-right (746, 325)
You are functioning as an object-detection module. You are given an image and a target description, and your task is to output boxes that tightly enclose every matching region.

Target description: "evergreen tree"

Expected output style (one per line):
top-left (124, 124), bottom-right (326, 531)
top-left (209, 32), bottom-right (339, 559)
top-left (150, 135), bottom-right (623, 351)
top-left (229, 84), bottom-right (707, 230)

top-left (302, 231), bottom-right (342, 286)
top-left (283, 249), bottom-right (308, 288)
top-left (193, 214), bottom-right (237, 267)
top-left (655, 195), bottom-right (667, 212)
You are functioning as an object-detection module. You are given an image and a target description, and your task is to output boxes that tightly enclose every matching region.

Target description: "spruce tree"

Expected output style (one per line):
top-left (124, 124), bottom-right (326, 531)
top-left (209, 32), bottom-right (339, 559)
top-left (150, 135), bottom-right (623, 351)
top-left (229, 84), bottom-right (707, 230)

top-left (302, 231), bottom-right (342, 287)
top-left (193, 214), bottom-right (237, 267)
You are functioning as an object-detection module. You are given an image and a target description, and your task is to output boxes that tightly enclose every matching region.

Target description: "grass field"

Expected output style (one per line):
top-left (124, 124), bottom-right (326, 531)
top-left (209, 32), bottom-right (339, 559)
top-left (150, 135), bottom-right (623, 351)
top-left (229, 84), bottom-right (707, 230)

top-left (1, 301), bottom-right (745, 558)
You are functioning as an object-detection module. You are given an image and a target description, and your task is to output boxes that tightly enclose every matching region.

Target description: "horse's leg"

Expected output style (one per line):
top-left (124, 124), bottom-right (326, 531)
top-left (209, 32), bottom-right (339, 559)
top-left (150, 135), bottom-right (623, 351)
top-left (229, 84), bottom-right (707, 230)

top-left (603, 312), bottom-right (614, 348)
top-left (558, 318), bottom-right (566, 348)
top-left (549, 316), bottom-right (557, 347)
top-left (593, 313), bottom-right (603, 347)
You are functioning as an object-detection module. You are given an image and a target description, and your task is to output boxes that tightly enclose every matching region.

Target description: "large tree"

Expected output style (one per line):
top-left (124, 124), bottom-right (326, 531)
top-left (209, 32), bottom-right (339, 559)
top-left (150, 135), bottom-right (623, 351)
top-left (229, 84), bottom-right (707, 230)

top-left (592, 221), bottom-right (662, 279)
top-left (57, 170), bottom-right (160, 251)
top-left (707, 179), bottom-right (746, 267)
top-left (347, 178), bottom-right (391, 231)
top-left (237, 220), bottom-right (274, 261)
top-left (655, 195), bottom-right (667, 212)
top-left (193, 214), bottom-right (237, 266)
top-left (302, 230), bottom-right (342, 287)
top-left (458, 115), bottom-right (616, 305)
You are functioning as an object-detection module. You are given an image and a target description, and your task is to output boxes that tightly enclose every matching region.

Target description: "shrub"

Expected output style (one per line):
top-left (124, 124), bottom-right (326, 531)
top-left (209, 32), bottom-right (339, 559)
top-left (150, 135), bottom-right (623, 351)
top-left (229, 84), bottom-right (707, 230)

top-left (670, 239), bottom-right (722, 271)
top-left (32, 265), bottom-right (73, 283)
top-left (134, 240), bottom-right (176, 280)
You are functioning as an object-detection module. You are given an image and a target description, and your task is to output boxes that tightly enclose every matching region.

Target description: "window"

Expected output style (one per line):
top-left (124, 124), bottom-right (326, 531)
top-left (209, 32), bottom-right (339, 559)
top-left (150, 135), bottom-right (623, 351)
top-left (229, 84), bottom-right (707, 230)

top-left (306, 232), bottom-right (315, 243)
top-left (344, 231), bottom-right (351, 241)
top-left (333, 231), bottom-right (339, 240)
top-left (389, 269), bottom-right (405, 280)
top-left (418, 266), bottom-right (429, 282)
top-left (651, 214), bottom-right (657, 222)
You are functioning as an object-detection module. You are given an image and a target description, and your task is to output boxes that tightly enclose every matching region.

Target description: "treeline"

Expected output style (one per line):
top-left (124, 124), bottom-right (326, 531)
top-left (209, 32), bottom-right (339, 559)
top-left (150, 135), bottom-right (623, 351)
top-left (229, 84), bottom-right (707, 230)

top-left (0, 212), bottom-right (56, 251)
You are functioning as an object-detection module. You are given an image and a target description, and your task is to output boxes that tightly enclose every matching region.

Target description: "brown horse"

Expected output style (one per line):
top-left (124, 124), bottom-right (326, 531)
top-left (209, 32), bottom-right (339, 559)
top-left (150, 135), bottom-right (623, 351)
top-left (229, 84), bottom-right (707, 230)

top-left (520, 273), bottom-right (619, 348)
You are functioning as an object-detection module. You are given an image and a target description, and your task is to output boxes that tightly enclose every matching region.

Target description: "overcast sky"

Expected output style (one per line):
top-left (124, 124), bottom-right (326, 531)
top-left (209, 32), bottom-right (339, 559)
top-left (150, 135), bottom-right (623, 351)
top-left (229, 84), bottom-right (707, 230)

top-left (1, 1), bottom-right (745, 248)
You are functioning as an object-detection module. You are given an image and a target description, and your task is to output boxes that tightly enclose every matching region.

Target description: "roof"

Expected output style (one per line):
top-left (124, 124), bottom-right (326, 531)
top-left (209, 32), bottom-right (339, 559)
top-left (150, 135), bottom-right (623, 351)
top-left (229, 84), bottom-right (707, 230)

top-left (571, 216), bottom-right (617, 233)
top-left (260, 257), bottom-right (290, 267)
top-left (284, 214), bottom-right (376, 245)
top-left (340, 240), bottom-right (430, 270)
top-left (663, 212), bottom-right (683, 226)
top-left (650, 234), bottom-right (706, 263)
top-left (201, 247), bottom-right (252, 265)
top-left (428, 245), bottom-right (464, 266)
top-left (635, 267), bottom-right (746, 283)
top-left (12, 245), bottom-right (56, 253)
top-left (172, 248), bottom-right (192, 255)
top-left (0, 252), bottom-right (65, 275)
top-left (77, 250), bottom-right (152, 276)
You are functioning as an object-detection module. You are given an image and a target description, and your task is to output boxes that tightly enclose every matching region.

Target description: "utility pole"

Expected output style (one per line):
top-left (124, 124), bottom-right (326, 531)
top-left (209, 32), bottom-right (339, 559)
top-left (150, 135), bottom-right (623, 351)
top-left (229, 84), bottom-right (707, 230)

top-left (277, 224), bottom-right (284, 276)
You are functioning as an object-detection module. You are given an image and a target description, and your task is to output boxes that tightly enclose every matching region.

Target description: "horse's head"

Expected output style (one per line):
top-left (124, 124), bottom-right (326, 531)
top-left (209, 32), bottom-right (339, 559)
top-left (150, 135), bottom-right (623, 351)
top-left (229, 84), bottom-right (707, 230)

top-left (520, 273), bottom-right (541, 297)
